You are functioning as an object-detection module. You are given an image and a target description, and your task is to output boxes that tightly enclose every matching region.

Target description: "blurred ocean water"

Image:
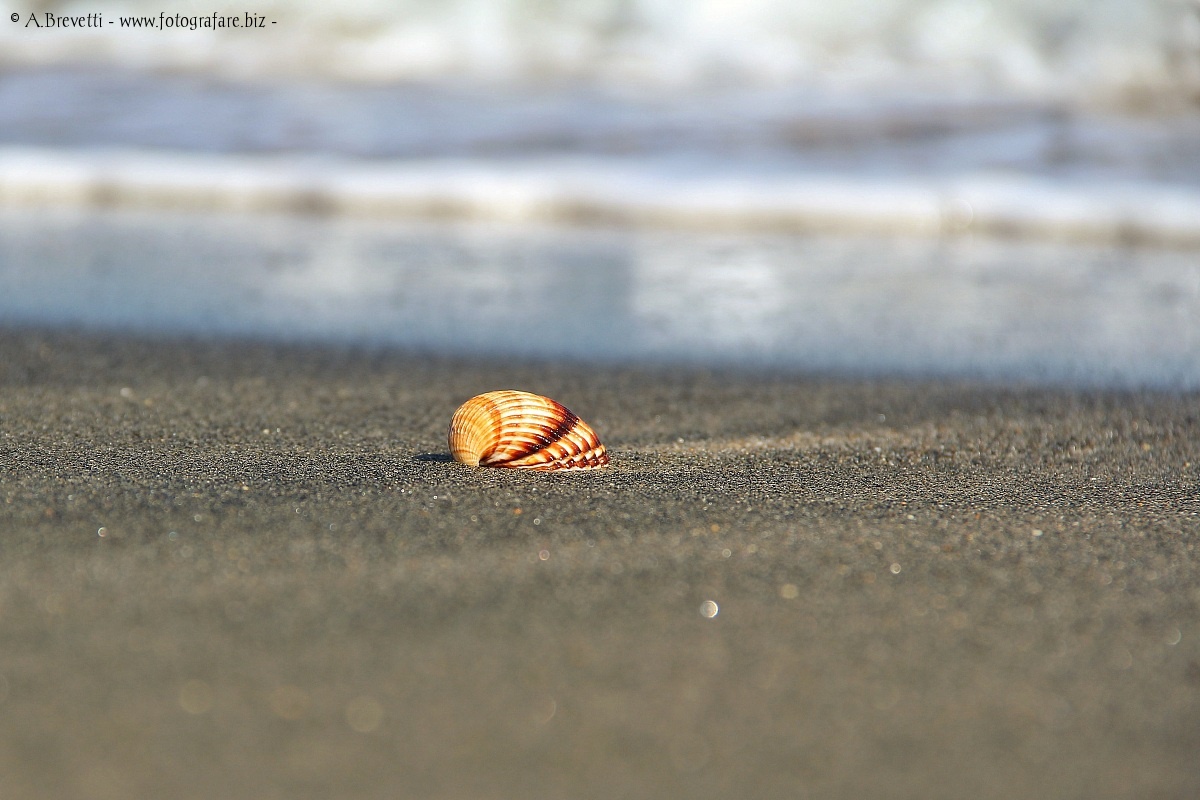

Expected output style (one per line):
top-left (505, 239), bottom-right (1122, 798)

top-left (3, 0), bottom-right (1199, 101)
top-left (3, 208), bottom-right (1198, 388)
top-left (1, 1), bottom-right (1199, 385)
top-left (2, 1), bottom-right (1199, 232)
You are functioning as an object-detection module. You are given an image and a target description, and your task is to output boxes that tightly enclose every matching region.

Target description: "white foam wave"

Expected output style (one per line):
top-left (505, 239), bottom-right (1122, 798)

top-left (2, 147), bottom-right (1199, 246)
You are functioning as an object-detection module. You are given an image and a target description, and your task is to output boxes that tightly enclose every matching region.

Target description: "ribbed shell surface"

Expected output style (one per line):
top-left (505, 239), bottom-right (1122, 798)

top-left (448, 390), bottom-right (609, 470)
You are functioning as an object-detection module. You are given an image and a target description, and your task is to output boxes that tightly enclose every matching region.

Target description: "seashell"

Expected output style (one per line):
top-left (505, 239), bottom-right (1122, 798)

top-left (448, 390), bottom-right (609, 471)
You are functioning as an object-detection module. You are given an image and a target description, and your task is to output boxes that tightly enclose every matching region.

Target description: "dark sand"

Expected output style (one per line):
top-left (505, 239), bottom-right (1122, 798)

top-left (1, 329), bottom-right (1198, 799)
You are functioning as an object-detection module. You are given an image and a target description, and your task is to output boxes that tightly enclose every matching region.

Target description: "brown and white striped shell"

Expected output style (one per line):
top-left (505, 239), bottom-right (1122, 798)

top-left (448, 390), bottom-right (609, 471)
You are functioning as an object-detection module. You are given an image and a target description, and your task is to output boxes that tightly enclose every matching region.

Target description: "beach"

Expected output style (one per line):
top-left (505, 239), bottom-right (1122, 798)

top-left (3, 5), bottom-right (1200, 793)
top-left (1, 328), bottom-right (1197, 799)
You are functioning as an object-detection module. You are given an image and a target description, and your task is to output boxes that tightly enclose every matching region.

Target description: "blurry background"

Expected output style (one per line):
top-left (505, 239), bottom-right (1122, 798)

top-left (2, 0), bottom-right (1200, 386)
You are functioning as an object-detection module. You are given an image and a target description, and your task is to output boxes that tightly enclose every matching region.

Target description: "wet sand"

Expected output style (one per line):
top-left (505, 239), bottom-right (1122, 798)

top-left (1, 328), bottom-right (1198, 799)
